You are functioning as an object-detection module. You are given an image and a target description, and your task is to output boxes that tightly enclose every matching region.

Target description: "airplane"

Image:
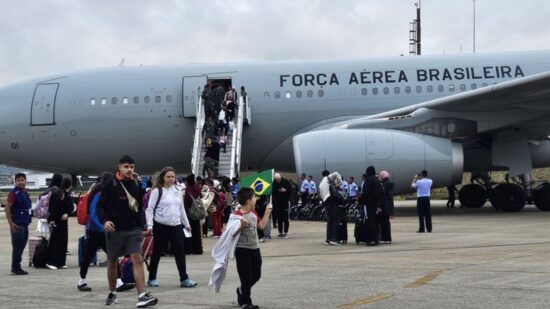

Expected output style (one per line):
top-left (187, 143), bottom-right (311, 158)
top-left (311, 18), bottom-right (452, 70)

top-left (1, 50), bottom-right (550, 212)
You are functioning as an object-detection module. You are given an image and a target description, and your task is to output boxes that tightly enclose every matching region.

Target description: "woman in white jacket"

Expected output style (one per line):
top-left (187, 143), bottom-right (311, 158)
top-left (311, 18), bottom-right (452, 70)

top-left (145, 167), bottom-right (197, 288)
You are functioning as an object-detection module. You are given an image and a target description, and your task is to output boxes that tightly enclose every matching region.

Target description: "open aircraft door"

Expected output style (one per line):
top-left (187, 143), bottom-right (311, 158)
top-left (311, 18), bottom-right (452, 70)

top-left (30, 83), bottom-right (58, 126)
top-left (182, 76), bottom-right (207, 118)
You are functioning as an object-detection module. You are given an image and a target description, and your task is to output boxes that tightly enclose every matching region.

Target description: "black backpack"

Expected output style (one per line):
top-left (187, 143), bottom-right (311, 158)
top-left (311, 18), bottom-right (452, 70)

top-left (32, 237), bottom-right (49, 268)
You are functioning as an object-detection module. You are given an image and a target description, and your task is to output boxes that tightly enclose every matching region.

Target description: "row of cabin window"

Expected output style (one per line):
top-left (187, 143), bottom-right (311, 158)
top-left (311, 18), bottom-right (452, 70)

top-left (90, 95), bottom-right (173, 106)
top-left (267, 82), bottom-right (492, 99)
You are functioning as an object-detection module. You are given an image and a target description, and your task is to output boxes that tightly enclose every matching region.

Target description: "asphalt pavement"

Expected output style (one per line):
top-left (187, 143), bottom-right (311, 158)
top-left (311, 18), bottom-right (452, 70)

top-left (1, 200), bottom-right (549, 308)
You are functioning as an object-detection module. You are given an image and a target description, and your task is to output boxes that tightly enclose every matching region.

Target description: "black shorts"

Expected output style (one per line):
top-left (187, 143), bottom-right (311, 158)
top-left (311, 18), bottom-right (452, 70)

top-left (106, 228), bottom-right (142, 263)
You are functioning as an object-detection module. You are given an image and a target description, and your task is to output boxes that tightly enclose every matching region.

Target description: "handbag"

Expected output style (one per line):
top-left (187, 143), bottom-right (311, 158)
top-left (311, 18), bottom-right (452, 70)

top-left (119, 180), bottom-right (139, 212)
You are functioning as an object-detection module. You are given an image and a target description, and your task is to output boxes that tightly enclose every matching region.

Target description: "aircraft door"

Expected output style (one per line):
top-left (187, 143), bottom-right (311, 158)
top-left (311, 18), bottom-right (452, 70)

top-left (31, 83), bottom-right (59, 126)
top-left (182, 76), bottom-right (207, 118)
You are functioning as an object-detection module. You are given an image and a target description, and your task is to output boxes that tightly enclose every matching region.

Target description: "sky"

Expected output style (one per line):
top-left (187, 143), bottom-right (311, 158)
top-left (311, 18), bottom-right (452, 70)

top-left (0, 0), bottom-right (548, 85)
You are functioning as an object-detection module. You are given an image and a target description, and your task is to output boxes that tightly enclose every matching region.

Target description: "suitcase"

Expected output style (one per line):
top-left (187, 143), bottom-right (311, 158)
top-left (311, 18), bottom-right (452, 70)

top-left (141, 235), bottom-right (154, 271)
top-left (78, 235), bottom-right (97, 267)
top-left (337, 221), bottom-right (348, 244)
top-left (337, 207), bottom-right (348, 244)
top-left (28, 236), bottom-right (42, 267)
top-left (32, 237), bottom-right (49, 268)
top-left (141, 235), bottom-right (153, 258)
top-left (354, 221), bottom-right (369, 244)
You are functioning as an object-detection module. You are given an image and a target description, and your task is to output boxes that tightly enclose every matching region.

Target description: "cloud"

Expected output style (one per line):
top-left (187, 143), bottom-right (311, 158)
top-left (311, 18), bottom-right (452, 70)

top-left (0, 0), bottom-right (548, 84)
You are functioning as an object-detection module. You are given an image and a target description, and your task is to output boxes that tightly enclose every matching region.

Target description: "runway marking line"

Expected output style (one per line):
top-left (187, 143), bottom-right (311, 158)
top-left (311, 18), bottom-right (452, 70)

top-left (338, 293), bottom-right (393, 308)
top-left (405, 270), bottom-right (445, 288)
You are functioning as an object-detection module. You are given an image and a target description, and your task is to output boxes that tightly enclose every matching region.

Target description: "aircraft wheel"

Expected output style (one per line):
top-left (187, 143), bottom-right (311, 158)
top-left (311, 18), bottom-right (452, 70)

top-left (458, 184), bottom-right (487, 208)
top-left (534, 183), bottom-right (550, 211)
top-left (491, 183), bottom-right (526, 212)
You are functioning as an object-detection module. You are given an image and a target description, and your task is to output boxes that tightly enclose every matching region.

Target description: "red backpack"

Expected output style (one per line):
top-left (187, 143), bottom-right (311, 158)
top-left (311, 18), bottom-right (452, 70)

top-left (77, 193), bottom-right (90, 225)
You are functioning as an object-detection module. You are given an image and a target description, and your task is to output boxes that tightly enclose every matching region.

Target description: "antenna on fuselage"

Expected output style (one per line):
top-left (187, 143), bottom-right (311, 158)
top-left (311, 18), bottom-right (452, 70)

top-left (119, 58), bottom-right (125, 67)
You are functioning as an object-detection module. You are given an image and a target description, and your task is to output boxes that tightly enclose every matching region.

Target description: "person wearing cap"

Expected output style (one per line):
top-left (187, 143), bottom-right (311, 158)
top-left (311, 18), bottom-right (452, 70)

top-left (347, 177), bottom-right (359, 201)
top-left (377, 171), bottom-right (394, 244)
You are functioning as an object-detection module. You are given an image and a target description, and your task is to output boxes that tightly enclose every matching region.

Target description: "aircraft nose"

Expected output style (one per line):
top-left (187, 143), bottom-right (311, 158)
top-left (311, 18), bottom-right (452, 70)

top-left (0, 81), bottom-right (37, 166)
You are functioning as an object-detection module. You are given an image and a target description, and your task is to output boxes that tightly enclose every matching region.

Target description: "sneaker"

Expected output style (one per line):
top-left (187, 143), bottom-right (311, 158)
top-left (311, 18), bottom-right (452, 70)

top-left (147, 279), bottom-right (159, 287)
top-left (116, 282), bottom-right (135, 292)
top-left (61, 265), bottom-right (68, 269)
top-left (180, 278), bottom-right (197, 288)
top-left (11, 269), bottom-right (28, 275)
top-left (45, 264), bottom-right (58, 270)
top-left (258, 238), bottom-right (265, 243)
top-left (328, 241), bottom-right (340, 246)
top-left (136, 292), bottom-right (158, 308)
top-left (77, 283), bottom-right (92, 292)
top-left (282, 234), bottom-right (288, 239)
top-left (277, 233), bottom-right (283, 239)
top-left (104, 292), bottom-right (117, 306)
top-left (325, 240), bottom-right (331, 245)
top-left (236, 287), bottom-right (244, 306)
top-left (242, 304), bottom-right (259, 309)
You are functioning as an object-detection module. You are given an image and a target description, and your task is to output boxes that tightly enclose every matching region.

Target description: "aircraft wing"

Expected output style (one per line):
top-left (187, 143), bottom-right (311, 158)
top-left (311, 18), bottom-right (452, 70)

top-left (337, 70), bottom-right (550, 137)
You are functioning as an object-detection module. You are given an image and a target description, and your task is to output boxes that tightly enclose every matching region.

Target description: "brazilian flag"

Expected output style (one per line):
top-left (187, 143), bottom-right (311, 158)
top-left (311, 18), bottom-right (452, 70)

top-left (239, 169), bottom-right (274, 195)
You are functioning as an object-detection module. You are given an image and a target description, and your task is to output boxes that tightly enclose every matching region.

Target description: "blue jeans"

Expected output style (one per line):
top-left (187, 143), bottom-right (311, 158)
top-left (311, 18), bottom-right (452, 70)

top-left (11, 225), bottom-right (29, 271)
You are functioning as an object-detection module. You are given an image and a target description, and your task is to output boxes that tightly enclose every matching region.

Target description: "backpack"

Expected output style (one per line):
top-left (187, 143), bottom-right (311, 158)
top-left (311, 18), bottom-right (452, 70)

top-left (119, 257), bottom-right (134, 283)
top-left (77, 193), bottom-right (90, 225)
top-left (187, 192), bottom-right (207, 221)
top-left (32, 237), bottom-right (49, 268)
top-left (34, 188), bottom-right (55, 219)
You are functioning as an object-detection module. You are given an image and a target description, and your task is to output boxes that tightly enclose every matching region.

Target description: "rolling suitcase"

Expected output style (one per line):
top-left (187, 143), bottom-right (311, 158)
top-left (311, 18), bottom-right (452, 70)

top-left (337, 221), bottom-right (348, 244)
top-left (32, 237), bottom-right (49, 268)
top-left (142, 235), bottom-right (154, 271)
top-left (337, 206), bottom-right (348, 244)
top-left (78, 235), bottom-right (97, 266)
top-left (354, 221), bottom-right (369, 244)
top-left (354, 205), bottom-right (369, 244)
top-left (28, 236), bottom-right (42, 267)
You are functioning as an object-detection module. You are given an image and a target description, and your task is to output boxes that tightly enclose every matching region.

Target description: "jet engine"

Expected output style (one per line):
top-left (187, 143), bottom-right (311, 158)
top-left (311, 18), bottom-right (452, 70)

top-left (292, 129), bottom-right (463, 194)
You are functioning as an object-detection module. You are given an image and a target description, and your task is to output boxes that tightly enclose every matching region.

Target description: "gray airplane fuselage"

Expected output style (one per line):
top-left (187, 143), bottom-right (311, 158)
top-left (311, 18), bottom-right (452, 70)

top-left (1, 51), bottom-right (550, 176)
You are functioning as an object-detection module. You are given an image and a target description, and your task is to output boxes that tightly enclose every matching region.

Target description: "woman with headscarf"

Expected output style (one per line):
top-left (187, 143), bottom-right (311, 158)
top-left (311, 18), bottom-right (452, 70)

top-left (184, 174), bottom-right (203, 255)
top-left (359, 166), bottom-right (383, 246)
top-left (46, 176), bottom-right (73, 269)
top-left (377, 170), bottom-right (394, 244)
top-left (320, 172), bottom-right (344, 245)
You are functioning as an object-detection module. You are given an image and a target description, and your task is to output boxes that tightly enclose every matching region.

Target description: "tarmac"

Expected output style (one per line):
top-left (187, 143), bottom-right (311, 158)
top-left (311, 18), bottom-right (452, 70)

top-left (1, 200), bottom-right (550, 309)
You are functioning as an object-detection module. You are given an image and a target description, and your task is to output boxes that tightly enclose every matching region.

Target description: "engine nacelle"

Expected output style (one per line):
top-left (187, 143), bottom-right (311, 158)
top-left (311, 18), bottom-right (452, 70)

top-left (293, 129), bottom-right (464, 195)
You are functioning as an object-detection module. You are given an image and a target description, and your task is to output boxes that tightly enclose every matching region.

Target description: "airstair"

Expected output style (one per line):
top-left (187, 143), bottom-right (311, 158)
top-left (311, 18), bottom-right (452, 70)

top-left (190, 91), bottom-right (250, 179)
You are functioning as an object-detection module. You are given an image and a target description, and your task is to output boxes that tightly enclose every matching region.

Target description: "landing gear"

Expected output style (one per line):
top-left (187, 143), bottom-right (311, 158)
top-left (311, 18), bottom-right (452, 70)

top-left (458, 184), bottom-right (487, 208)
top-left (534, 183), bottom-right (550, 211)
top-left (490, 183), bottom-right (526, 212)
